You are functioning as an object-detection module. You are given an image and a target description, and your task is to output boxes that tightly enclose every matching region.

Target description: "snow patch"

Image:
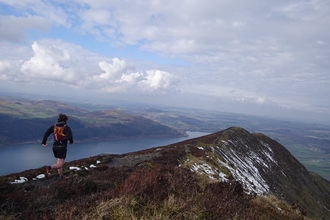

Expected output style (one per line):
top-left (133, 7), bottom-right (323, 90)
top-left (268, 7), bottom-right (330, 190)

top-left (9, 160), bottom-right (103, 184)
top-left (264, 151), bottom-right (277, 165)
top-left (10, 177), bottom-right (28, 184)
top-left (36, 174), bottom-right (45, 179)
top-left (70, 166), bottom-right (81, 171)
top-left (221, 140), bottom-right (228, 145)
top-left (191, 163), bottom-right (215, 178)
top-left (260, 141), bottom-right (273, 153)
top-left (217, 148), bottom-right (270, 195)
top-left (190, 162), bottom-right (228, 181)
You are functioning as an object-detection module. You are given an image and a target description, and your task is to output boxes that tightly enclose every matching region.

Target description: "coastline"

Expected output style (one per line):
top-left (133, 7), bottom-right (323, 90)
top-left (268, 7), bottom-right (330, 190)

top-left (0, 132), bottom-right (189, 146)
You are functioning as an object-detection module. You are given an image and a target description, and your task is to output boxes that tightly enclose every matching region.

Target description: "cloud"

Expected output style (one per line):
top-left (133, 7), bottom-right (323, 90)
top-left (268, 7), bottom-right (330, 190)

top-left (93, 59), bottom-right (182, 95)
top-left (137, 70), bottom-right (181, 94)
top-left (98, 59), bottom-right (128, 80)
top-left (0, 39), bottom-right (182, 95)
top-left (0, 0), bottom-right (70, 27)
top-left (0, 15), bottom-right (49, 42)
top-left (21, 41), bottom-right (80, 83)
top-left (0, 0), bottom-right (329, 120)
top-left (0, 60), bottom-right (13, 80)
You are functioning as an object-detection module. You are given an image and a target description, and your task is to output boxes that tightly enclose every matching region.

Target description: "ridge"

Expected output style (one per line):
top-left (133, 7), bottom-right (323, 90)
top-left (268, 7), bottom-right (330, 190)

top-left (1, 126), bottom-right (329, 219)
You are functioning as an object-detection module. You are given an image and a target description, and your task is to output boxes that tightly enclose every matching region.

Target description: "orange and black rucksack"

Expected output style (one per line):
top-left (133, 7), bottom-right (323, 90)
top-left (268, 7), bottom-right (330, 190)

top-left (54, 124), bottom-right (67, 141)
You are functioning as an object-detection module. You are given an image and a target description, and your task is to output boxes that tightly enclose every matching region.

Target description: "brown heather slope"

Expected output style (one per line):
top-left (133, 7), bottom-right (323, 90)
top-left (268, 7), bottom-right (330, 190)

top-left (0, 127), bottom-right (329, 219)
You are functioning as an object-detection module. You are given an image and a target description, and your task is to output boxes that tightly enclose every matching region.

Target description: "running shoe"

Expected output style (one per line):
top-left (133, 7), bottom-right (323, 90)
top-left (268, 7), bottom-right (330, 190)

top-left (45, 166), bottom-right (50, 178)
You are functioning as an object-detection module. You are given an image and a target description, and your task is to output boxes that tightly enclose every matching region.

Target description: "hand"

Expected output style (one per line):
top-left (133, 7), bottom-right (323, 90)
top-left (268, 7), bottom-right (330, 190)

top-left (42, 144), bottom-right (47, 148)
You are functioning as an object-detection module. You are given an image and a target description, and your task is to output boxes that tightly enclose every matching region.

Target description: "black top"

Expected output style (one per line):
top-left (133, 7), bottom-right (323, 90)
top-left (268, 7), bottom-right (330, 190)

top-left (42, 121), bottom-right (73, 147)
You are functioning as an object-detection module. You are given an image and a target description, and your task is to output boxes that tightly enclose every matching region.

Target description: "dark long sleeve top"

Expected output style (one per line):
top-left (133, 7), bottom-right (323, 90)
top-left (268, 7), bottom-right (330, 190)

top-left (42, 122), bottom-right (73, 147)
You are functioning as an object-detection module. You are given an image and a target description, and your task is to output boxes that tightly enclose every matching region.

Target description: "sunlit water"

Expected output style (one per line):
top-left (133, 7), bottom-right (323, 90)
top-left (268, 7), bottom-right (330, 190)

top-left (0, 131), bottom-right (209, 176)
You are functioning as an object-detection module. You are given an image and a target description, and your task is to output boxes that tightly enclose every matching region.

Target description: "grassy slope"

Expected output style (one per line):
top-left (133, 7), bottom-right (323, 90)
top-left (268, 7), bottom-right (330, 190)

top-left (0, 146), bottom-right (310, 220)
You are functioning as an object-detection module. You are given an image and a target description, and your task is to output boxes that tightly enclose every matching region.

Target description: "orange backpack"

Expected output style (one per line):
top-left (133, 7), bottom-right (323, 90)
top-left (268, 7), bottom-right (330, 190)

top-left (54, 124), bottom-right (67, 141)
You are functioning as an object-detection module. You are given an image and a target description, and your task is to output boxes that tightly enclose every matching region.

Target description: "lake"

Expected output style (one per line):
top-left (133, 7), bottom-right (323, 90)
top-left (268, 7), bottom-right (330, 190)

top-left (0, 131), bottom-right (209, 176)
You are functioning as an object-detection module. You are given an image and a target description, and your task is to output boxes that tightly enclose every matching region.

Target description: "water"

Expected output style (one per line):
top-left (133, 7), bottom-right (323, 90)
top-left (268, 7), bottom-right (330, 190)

top-left (0, 131), bottom-right (209, 176)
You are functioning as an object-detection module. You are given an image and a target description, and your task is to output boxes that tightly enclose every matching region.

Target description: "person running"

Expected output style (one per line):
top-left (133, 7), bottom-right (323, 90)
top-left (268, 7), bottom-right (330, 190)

top-left (42, 113), bottom-right (73, 179)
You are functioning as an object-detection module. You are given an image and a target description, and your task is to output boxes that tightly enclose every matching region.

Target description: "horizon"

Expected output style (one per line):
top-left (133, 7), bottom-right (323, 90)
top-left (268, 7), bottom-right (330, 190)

top-left (0, 1), bottom-right (329, 124)
top-left (1, 92), bottom-right (330, 181)
top-left (1, 91), bottom-right (330, 126)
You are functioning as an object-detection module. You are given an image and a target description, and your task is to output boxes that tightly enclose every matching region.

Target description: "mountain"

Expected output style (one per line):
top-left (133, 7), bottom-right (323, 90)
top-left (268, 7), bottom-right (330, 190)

top-left (0, 97), bottom-right (89, 118)
top-left (0, 98), bottom-right (186, 144)
top-left (1, 127), bottom-right (329, 219)
top-left (124, 106), bottom-right (330, 181)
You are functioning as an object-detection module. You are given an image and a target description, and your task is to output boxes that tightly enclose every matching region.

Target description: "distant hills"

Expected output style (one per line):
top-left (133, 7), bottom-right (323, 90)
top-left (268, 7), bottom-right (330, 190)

top-left (1, 96), bottom-right (330, 182)
top-left (0, 97), bottom-right (185, 144)
top-left (1, 127), bottom-right (329, 219)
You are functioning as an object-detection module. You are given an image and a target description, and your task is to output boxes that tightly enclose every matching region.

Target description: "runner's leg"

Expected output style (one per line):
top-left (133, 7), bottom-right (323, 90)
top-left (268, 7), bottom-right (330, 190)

top-left (51, 148), bottom-right (66, 177)
top-left (57, 158), bottom-right (64, 177)
top-left (51, 158), bottom-right (64, 176)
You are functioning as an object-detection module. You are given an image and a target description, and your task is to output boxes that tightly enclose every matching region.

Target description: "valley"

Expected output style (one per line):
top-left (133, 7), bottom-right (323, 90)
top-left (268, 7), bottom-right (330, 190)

top-left (1, 96), bottom-right (330, 180)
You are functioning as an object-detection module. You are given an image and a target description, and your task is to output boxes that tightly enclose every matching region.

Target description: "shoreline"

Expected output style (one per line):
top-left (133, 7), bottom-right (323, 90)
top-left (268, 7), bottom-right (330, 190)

top-left (0, 132), bottom-right (191, 146)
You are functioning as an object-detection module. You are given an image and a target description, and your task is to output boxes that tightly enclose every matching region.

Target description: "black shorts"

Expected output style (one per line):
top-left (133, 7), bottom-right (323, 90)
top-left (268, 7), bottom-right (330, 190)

top-left (52, 147), bottom-right (67, 159)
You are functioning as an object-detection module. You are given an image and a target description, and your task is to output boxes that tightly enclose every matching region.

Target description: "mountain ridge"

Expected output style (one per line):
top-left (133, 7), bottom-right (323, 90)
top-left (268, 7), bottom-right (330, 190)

top-left (1, 127), bottom-right (329, 219)
top-left (1, 96), bottom-right (330, 182)
top-left (190, 127), bottom-right (330, 216)
top-left (0, 98), bottom-right (186, 144)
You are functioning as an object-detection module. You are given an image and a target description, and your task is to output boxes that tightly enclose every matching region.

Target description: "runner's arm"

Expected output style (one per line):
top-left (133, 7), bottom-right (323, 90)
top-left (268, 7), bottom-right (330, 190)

top-left (65, 126), bottom-right (74, 144)
top-left (41, 125), bottom-right (54, 145)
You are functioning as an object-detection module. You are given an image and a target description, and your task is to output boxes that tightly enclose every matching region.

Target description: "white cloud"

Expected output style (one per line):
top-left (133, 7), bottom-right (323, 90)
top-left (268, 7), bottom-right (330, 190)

top-left (0, 0), bottom-right (70, 27)
top-left (137, 70), bottom-right (181, 94)
top-left (0, 39), bottom-right (182, 96)
top-left (0, 0), bottom-right (329, 121)
top-left (94, 59), bottom-right (182, 95)
top-left (0, 15), bottom-right (49, 42)
top-left (0, 60), bottom-right (12, 80)
top-left (0, 58), bottom-right (25, 82)
top-left (21, 41), bottom-right (79, 83)
top-left (98, 58), bottom-right (128, 80)
top-left (256, 97), bottom-right (266, 104)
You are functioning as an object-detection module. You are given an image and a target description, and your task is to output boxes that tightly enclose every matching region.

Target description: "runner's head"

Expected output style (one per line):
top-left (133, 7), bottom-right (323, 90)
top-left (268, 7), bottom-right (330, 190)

top-left (57, 113), bottom-right (69, 123)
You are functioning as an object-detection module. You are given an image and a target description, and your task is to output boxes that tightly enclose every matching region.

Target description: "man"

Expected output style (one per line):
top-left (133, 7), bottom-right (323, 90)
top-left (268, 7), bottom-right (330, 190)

top-left (42, 113), bottom-right (73, 179)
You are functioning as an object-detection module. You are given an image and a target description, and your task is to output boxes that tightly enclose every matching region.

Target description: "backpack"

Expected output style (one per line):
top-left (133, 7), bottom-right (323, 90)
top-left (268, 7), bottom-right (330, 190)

top-left (54, 124), bottom-right (67, 141)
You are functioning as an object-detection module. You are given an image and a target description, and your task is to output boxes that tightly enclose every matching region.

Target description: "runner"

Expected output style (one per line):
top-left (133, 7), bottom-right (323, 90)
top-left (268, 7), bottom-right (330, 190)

top-left (42, 113), bottom-right (73, 179)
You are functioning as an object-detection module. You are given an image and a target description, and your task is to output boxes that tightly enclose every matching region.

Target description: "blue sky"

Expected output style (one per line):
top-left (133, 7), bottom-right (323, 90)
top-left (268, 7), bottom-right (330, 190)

top-left (0, 0), bottom-right (329, 123)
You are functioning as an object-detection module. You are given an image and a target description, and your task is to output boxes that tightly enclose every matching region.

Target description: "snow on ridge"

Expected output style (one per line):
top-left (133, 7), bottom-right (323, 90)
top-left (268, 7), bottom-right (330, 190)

top-left (228, 140), bottom-right (236, 146)
top-left (257, 140), bottom-right (278, 166)
top-left (70, 166), bottom-right (81, 171)
top-left (10, 177), bottom-right (28, 184)
top-left (184, 135), bottom-right (274, 195)
top-left (186, 144), bottom-right (270, 195)
top-left (264, 151), bottom-right (277, 165)
top-left (191, 163), bottom-right (215, 178)
top-left (10, 160), bottom-right (102, 184)
top-left (260, 140), bottom-right (273, 153)
top-left (216, 147), bottom-right (270, 195)
top-left (190, 162), bottom-right (228, 181)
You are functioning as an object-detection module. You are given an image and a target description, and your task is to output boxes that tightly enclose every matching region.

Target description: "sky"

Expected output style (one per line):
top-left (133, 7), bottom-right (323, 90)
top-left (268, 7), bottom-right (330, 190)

top-left (0, 0), bottom-right (329, 123)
